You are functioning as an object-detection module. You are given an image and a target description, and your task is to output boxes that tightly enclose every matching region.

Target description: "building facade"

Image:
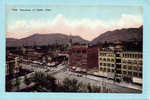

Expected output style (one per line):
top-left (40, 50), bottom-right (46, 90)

top-left (87, 45), bottom-right (103, 70)
top-left (98, 47), bottom-right (142, 84)
top-left (69, 45), bottom-right (88, 71)
top-left (98, 48), bottom-right (116, 79)
top-left (121, 51), bottom-right (142, 83)
top-left (6, 56), bottom-right (20, 76)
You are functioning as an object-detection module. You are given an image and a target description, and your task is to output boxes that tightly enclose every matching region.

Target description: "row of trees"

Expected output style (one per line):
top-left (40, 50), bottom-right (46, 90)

top-left (23, 72), bottom-right (111, 92)
top-left (6, 72), bottom-right (112, 92)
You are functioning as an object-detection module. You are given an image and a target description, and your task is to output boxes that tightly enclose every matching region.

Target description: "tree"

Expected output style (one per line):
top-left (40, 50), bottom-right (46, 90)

top-left (91, 85), bottom-right (101, 93)
top-left (62, 78), bottom-right (82, 92)
top-left (44, 74), bottom-right (57, 91)
top-left (30, 72), bottom-right (47, 87)
top-left (30, 72), bottom-right (57, 91)
top-left (87, 83), bottom-right (92, 92)
top-left (87, 83), bottom-right (101, 93)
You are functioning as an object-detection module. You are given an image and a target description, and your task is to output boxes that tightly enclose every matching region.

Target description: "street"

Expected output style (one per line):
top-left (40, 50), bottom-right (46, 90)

top-left (10, 60), bottom-right (142, 93)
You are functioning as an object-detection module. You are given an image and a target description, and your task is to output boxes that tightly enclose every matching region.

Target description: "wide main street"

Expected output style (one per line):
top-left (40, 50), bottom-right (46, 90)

top-left (53, 70), bottom-right (141, 93)
top-left (16, 60), bottom-right (142, 93)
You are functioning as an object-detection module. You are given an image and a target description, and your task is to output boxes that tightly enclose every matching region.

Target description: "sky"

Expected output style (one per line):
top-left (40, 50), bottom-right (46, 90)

top-left (6, 5), bottom-right (143, 41)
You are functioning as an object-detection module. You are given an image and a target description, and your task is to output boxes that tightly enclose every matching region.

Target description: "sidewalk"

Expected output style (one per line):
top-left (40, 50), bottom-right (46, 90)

top-left (87, 72), bottom-right (142, 91)
top-left (114, 82), bottom-right (142, 91)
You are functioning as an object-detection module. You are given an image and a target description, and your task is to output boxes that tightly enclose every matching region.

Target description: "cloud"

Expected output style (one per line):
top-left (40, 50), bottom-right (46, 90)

top-left (6, 14), bottom-right (143, 41)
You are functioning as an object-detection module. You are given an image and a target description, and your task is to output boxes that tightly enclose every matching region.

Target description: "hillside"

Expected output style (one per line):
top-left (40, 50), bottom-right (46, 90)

top-left (91, 26), bottom-right (143, 44)
top-left (6, 33), bottom-right (89, 47)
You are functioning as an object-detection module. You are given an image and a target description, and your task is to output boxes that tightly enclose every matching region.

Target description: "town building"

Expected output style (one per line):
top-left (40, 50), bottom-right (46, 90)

top-left (87, 45), bottom-right (103, 70)
top-left (69, 45), bottom-right (88, 71)
top-left (68, 44), bottom-right (103, 72)
top-left (6, 56), bottom-right (20, 77)
top-left (98, 45), bottom-right (142, 84)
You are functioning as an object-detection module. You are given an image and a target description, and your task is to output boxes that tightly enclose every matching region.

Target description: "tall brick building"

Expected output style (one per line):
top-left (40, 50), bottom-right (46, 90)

top-left (68, 45), bottom-right (103, 71)
top-left (87, 45), bottom-right (103, 70)
top-left (69, 45), bottom-right (88, 71)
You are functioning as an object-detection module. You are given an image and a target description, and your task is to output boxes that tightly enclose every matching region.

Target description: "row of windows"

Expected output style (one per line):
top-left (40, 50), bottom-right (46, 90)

top-left (123, 53), bottom-right (142, 58)
top-left (122, 71), bottom-right (142, 78)
top-left (122, 60), bottom-right (142, 65)
top-left (99, 52), bottom-right (142, 59)
top-left (116, 54), bottom-right (121, 57)
top-left (99, 63), bottom-right (115, 67)
top-left (72, 49), bottom-right (87, 54)
top-left (99, 53), bottom-right (115, 57)
top-left (99, 68), bottom-right (142, 78)
top-left (99, 64), bottom-right (142, 72)
top-left (99, 58), bottom-right (142, 65)
top-left (99, 67), bottom-right (114, 73)
top-left (123, 65), bottom-right (142, 71)
top-left (99, 58), bottom-right (115, 62)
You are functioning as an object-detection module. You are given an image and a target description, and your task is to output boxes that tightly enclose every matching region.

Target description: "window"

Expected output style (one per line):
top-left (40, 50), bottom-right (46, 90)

top-left (116, 70), bottom-right (121, 74)
top-left (100, 63), bottom-right (102, 66)
top-left (135, 54), bottom-right (137, 58)
top-left (103, 68), bottom-right (106, 72)
top-left (123, 65), bottom-right (127, 69)
top-left (77, 50), bottom-right (81, 53)
top-left (82, 49), bottom-right (87, 53)
top-left (122, 60), bottom-right (126, 63)
top-left (107, 58), bottom-right (110, 62)
top-left (111, 64), bottom-right (114, 67)
top-left (133, 72), bottom-right (138, 77)
top-left (72, 50), bottom-right (75, 53)
top-left (111, 59), bottom-right (114, 62)
top-left (133, 60), bottom-right (137, 64)
top-left (133, 66), bottom-right (137, 70)
top-left (116, 54), bottom-right (120, 57)
top-left (123, 71), bottom-right (127, 74)
top-left (128, 71), bottom-right (132, 76)
top-left (140, 54), bottom-right (143, 58)
top-left (100, 67), bottom-right (103, 71)
top-left (112, 69), bottom-right (114, 72)
top-left (107, 63), bottom-right (110, 67)
top-left (116, 64), bottom-right (121, 69)
top-left (128, 66), bottom-right (132, 70)
top-left (139, 73), bottom-right (142, 78)
top-left (103, 63), bottom-right (106, 66)
top-left (103, 58), bottom-right (106, 61)
top-left (138, 54), bottom-right (140, 58)
top-left (108, 68), bottom-right (110, 72)
top-left (139, 67), bottom-right (142, 71)
top-left (128, 60), bottom-right (132, 64)
top-left (139, 61), bottom-right (142, 65)
top-left (116, 59), bottom-right (121, 63)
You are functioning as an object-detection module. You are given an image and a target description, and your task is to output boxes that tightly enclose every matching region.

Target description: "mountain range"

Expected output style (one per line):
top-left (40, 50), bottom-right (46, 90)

top-left (6, 33), bottom-right (89, 47)
top-left (6, 26), bottom-right (143, 47)
top-left (91, 26), bottom-right (143, 44)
